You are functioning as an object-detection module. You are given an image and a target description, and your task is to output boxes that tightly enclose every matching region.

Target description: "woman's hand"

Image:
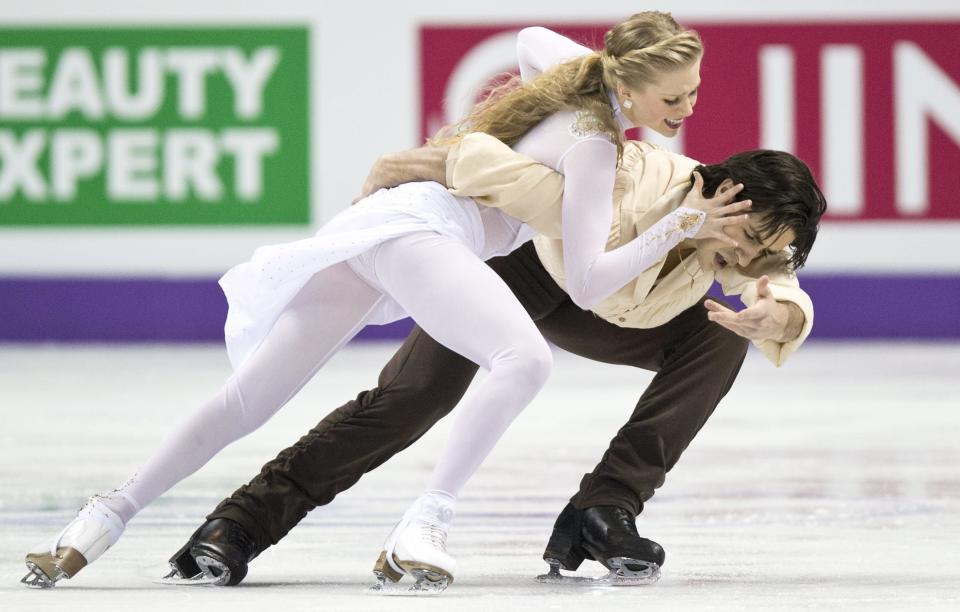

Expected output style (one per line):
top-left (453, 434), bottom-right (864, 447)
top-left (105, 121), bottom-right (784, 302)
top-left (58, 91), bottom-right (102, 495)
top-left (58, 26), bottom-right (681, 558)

top-left (683, 171), bottom-right (752, 247)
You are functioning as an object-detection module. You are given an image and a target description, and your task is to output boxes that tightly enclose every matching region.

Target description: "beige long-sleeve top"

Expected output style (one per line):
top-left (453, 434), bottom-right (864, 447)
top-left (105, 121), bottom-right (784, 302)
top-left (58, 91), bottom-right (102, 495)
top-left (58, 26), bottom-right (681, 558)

top-left (445, 132), bottom-right (814, 366)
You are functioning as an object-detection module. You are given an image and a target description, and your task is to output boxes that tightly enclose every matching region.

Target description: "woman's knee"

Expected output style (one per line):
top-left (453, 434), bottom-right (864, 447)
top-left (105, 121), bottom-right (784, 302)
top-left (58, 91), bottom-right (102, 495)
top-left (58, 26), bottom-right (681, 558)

top-left (226, 377), bottom-right (283, 436)
top-left (494, 334), bottom-right (553, 390)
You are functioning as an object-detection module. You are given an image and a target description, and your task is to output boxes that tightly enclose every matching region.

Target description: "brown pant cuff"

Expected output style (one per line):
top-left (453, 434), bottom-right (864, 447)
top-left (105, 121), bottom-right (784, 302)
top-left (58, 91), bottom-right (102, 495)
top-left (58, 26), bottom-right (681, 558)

top-left (571, 491), bottom-right (643, 517)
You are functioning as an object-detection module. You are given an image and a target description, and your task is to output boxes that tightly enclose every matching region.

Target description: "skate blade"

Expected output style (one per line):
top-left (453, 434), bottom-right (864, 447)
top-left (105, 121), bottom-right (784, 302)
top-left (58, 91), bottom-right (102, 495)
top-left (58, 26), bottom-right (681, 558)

top-left (369, 553), bottom-right (451, 595)
top-left (396, 558), bottom-right (452, 593)
top-left (371, 550), bottom-right (404, 583)
top-left (154, 555), bottom-right (231, 587)
top-left (21, 561), bottom-right (62, 589)
top-left (21, 547), bottom-right (88, 588)
top-left (369, 573), bottom-right (449, 596)
top-left (536, 558), bottom-right (660, 587)
top-left (404, 567), bottom-right (450, 594)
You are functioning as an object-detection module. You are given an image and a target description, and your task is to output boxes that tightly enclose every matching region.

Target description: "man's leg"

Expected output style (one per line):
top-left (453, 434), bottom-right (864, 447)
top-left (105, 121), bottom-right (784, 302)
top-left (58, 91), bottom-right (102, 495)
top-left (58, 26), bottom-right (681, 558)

top-left (535, 295), bottom-right (749, 574)
top-left (207, 326), bottom-right (480, 554)
top-left (165, 327), bottom-right (480, 585)
top-left (543, 298), bottom-right (748, 514)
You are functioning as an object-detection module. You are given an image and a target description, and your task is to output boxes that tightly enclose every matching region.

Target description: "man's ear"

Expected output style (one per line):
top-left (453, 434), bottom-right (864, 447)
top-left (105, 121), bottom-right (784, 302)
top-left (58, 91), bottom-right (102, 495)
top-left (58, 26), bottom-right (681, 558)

top-left (716, 178), bottom-right (736, 194)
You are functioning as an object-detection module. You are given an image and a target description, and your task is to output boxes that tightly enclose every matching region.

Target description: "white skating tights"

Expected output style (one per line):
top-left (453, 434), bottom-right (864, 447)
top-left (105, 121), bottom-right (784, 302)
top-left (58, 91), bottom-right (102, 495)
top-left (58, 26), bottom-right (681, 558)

top-left (105, 232), bottom-right (552, 525)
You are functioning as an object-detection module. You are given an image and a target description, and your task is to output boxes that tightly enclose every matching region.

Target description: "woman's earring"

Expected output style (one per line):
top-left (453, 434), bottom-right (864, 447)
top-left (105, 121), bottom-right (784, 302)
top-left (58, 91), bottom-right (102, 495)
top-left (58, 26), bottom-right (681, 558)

top-left (622, 99), bottom-right (633, 109)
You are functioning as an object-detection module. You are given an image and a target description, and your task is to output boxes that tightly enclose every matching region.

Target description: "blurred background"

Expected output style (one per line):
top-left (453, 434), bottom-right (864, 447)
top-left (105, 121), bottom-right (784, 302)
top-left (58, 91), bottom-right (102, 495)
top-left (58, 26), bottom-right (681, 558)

top-left (0, 0), bottom-right (957, 343)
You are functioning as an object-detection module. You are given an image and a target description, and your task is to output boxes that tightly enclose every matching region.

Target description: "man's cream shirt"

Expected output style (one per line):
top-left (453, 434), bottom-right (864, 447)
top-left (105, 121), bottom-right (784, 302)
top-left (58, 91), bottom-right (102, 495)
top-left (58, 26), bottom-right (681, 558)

top-left (445, 132), bottom-right (814, 366)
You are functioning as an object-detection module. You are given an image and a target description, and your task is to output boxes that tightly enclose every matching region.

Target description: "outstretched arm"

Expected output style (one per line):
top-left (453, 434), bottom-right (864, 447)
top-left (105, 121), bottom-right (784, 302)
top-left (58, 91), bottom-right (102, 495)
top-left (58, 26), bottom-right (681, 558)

top-left (714, 265), bottom-right (815, 366)
top-left (705, 276), bottom-right (805, 343)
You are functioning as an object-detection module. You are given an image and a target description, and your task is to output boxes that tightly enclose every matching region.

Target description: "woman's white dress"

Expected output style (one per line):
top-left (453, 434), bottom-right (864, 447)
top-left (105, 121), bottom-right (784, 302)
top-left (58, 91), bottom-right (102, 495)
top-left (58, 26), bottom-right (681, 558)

top-left (219, 182), bottom-right (534, 369)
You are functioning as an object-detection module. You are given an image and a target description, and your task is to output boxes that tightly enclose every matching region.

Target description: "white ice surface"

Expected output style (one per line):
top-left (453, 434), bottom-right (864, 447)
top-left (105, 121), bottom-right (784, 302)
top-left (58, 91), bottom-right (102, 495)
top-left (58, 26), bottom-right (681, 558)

top-left (1, 341), bottom-right (959, 611)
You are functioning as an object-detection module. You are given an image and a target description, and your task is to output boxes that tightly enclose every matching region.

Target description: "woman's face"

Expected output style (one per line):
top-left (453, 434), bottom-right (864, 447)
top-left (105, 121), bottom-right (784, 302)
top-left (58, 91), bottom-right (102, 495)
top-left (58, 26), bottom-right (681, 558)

top-left (620, 57), bottom-right (702, 137)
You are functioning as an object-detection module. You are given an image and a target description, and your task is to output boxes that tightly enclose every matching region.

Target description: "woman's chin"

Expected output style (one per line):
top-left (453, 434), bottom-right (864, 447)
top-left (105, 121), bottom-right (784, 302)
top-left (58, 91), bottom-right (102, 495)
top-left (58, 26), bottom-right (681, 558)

top-left (648, 126), bottom-right (679, 139)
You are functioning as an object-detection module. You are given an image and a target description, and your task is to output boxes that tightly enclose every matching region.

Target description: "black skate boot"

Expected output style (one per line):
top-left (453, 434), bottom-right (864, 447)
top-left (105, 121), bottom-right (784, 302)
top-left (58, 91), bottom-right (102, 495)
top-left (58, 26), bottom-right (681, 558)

top-left (537, 504), bottom-right (663, 586)
top-left (541, 502), bottom-right (591, 571)
top-left (581, 505), bottom-right (664, 580)
top-left (161, 518), bottom-right (258, 586)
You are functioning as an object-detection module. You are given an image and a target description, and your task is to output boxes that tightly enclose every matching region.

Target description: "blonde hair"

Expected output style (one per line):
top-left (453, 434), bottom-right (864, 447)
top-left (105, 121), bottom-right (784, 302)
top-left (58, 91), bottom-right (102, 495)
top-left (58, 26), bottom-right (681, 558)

top-left (432, 12), bottom-right (703, 161)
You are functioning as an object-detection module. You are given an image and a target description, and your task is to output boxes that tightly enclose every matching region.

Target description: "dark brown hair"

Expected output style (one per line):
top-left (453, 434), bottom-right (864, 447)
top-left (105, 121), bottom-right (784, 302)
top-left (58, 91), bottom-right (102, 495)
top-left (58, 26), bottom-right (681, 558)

top-left (696, 151), bottom-right (827, 270)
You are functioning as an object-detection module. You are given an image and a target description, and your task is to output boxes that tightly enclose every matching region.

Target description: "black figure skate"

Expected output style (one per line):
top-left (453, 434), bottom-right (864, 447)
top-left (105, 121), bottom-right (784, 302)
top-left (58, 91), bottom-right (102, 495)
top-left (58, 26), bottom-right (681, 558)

top-left (537, 503), bottom-right (663, 586)
top-left (159, 518), bottom-right (258, 586)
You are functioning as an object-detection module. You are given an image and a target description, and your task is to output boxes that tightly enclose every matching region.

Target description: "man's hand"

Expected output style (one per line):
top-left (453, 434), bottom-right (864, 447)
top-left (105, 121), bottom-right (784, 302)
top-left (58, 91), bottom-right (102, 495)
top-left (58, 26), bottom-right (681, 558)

top-left (352, 146), bottom-right (449, 204)
top-left (704, 276), bottom-right (804, 343)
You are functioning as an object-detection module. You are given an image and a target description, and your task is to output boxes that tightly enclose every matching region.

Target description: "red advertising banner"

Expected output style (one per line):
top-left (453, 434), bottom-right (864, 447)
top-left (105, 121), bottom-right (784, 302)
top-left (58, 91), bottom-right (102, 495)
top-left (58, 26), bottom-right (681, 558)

top-left (421, 22), bottom-right (960, 221)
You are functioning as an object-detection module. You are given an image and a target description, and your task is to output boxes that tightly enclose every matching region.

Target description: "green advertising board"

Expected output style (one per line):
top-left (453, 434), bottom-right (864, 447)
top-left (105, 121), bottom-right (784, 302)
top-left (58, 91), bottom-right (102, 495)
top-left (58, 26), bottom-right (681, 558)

top-left (0, 27), bottom-right (309, 225)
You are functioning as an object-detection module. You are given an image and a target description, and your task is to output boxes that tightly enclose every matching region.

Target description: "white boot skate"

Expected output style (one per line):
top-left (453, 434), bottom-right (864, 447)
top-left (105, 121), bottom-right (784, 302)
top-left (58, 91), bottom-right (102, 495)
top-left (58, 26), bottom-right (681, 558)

top-left (22, 493), bottom-right (134, 588)
top-left (372, 493), bottom-right (456, 594)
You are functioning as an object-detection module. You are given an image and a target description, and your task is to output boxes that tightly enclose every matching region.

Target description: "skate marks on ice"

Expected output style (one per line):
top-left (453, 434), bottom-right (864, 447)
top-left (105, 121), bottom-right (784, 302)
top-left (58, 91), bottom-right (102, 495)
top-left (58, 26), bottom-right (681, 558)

top-left (1, 343), bottom-right (960, 610)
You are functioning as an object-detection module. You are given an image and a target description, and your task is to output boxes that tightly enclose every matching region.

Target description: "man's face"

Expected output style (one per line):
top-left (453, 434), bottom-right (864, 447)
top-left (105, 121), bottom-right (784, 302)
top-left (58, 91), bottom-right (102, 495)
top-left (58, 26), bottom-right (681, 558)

top-left (696, 180), bottom-right (797, 272)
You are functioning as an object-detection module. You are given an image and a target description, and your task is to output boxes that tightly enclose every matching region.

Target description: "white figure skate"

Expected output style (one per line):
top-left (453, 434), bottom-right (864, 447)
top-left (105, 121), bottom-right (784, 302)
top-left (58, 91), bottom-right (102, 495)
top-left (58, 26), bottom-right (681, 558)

top-left (371, 494), bottom-right (456, 594)
top-left (22, 493), bottom-right (132, 588)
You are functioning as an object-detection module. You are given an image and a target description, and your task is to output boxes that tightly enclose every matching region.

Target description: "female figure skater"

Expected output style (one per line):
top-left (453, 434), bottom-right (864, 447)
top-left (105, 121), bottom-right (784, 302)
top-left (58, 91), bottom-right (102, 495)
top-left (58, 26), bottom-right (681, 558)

top-left (368, 16), bottom-right (717, 590)
top-left (23, 12), bottom-right (745, 591)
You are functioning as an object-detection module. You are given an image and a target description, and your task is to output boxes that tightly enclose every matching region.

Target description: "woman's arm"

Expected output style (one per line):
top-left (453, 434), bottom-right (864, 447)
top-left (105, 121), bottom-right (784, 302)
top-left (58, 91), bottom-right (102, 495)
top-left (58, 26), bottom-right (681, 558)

top-left (517, 26), bottom-right (593, 81)
top-left (559, 140), bottom-right (707, 309)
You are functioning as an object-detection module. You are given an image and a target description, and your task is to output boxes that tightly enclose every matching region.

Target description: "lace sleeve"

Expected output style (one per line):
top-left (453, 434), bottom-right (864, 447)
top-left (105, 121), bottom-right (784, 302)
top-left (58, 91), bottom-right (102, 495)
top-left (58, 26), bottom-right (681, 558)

top-left (632, 206), bottom-right (706, 266)
top-left (517, 27), bottom-right (593, 82)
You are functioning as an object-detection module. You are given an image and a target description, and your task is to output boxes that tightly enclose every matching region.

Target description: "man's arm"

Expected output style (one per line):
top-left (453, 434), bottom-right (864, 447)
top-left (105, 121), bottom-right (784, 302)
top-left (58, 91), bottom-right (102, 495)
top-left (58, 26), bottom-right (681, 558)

top-left (712, 262), bottom-right (815, 366)
top-left (353, 146), bottom-right (449, 203)
top-left (776, 301), bottom-right (806, 343)
top-left (705, 277), bottom-right (805, 343)
top-left (357, 133), bottom-right (567, 239)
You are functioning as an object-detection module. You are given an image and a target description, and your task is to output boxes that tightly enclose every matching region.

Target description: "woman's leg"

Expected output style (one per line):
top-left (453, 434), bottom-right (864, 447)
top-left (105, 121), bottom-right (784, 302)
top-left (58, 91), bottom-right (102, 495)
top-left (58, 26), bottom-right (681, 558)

top-left (24, 262), bottom-right (383, 587)
top-left (120, 262), bottom-right (384, 516)
top-left (375, 232), bottom-right (553, 498)
top-left (369, 232), bottom-right (552, 588)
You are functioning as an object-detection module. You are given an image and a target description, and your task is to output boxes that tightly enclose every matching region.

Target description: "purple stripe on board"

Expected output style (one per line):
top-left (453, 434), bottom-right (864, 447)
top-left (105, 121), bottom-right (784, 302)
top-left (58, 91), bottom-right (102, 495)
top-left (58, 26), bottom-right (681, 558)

top-left (1, 275), bottom-right (957, 342)
top-left (785, 275), bottom-right (959, 339)
top-left (0, 277), bottom-right (414, 342)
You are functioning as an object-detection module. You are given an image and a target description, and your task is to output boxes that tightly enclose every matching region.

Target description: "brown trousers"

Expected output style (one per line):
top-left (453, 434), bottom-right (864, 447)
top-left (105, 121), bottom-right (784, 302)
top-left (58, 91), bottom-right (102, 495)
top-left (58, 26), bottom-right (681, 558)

top-left (208, 241), bottom-right (749, 553)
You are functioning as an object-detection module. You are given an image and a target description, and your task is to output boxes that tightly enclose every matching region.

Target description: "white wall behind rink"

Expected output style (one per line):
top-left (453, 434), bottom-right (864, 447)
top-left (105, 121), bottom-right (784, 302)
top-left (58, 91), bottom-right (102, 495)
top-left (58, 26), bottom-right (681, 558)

top-left (0, 0), bottom-right (958, 277)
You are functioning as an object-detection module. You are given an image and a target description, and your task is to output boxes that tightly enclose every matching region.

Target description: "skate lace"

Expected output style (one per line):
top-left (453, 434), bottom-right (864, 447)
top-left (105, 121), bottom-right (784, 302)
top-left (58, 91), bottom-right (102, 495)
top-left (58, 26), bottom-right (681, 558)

top-left (420, 523), bottom-right (448, 552)
top-left (227, 523), bottom-right (256, 557)
top-left (612, 507), bottom-right (640, 535)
